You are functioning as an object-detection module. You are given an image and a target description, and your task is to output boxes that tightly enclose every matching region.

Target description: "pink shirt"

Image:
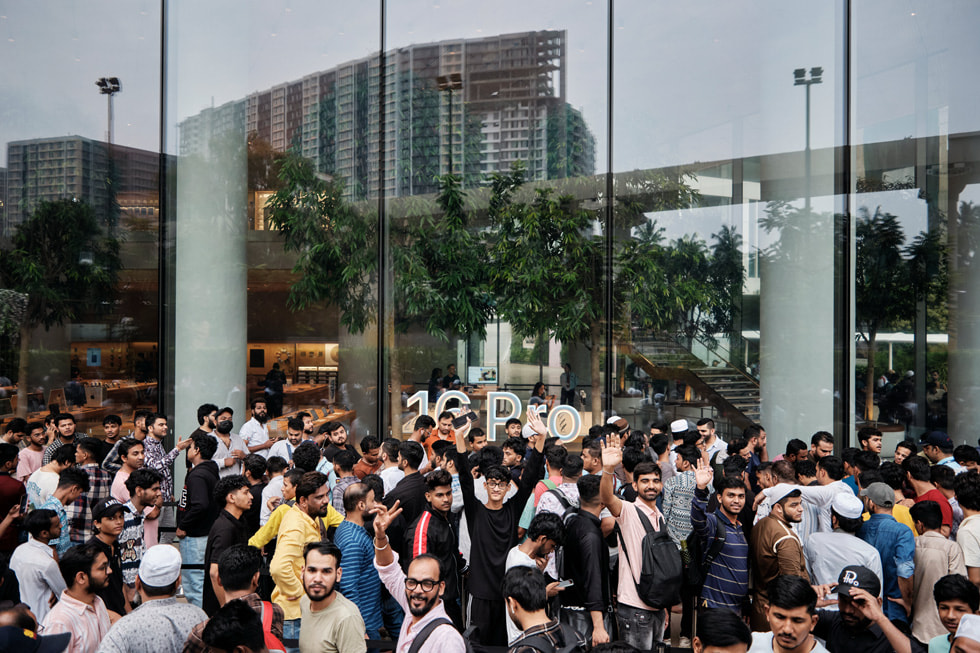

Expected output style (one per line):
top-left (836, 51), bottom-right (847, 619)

top-left (42, 590), bottom-right (111, 653)
top-left (375, 552), bottom-right (467, 653)
top-left (615, 499), bottom-right (667, 612)
top-left (16, 448), bottom-right (43, 483)
top-left (111, 470), bottom-right (158, 547)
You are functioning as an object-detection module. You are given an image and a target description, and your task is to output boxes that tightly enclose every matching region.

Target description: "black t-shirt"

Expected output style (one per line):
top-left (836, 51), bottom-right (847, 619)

top-left (203, 509), bottom-right (249, 615)
top-left (323, 443), bottom-right (360, 464)
top-left (455, 446), bottom-right (544, 601)
top-left (245, 482), bottom-right (266, 536)
top-left (814, 610), bottom-right (899, 653)
top-left (88, 536), bottom-right (126, 615)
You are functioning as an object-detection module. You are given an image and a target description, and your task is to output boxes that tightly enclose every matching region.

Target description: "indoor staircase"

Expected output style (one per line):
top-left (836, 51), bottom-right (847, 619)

top-left (627, 337), bottom-right (760, 429)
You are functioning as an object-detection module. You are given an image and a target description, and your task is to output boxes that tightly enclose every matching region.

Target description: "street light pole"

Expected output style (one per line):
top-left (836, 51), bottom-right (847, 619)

top-left (96, 77), bottom-right (121, 232)
top-left (96, 77), bottom-right (122, 145)
top-left (793, 67), bottom-right (822, 212)
top-left (437, 73), bottom-right (463, 177)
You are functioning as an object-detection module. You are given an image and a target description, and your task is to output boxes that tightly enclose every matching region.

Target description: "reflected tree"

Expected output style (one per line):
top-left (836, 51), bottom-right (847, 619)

top-left (0, 199), bottom-right (121, 416)
top-left (264, 149), bottom-right (378, 334)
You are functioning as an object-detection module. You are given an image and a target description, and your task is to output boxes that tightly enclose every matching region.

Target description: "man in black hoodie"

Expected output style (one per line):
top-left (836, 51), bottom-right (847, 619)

top-left (403, 468), bottom-right (466, 628)
top-left (176, 431), bottom-right (220, 609)
top-left (453, 413), bottom-right (546, 648)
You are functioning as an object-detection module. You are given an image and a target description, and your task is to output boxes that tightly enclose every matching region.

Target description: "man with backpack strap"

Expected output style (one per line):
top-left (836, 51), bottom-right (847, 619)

top-left (503, 566), bottom-right (587, 653)
top-left (371, 499), bottom-right (466, 653)
top-left (689, 458), bottom-right (750, 615)
top-left (600, 432), bottom-right (682, 650)
top-left (183, 544), bottom-right (286, 653)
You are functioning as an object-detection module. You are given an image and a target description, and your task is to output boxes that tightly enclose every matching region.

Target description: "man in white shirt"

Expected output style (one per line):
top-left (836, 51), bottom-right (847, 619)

top-left (9, 508), bottom-right (66, 623)
top-left (239, 398), bottom-right (276, 458)
top-left (697, 418), bottom-right (726, 461)
top-left (260, 456), bottom-right (289, 526)
top-left (269, 418), bottom-right (303, 463)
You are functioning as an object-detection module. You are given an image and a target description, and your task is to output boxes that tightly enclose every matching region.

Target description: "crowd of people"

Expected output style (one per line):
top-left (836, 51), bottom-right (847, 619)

top-left (3, 401), bottom-right (980, 653)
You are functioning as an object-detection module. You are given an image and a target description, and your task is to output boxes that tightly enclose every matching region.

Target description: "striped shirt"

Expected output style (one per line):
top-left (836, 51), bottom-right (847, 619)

top-left (690, 486), bottom-right (750, 611)
top-left (335, 520), bottom-right (383, 632)
top-left (68, 464), bottom-right (113, 545)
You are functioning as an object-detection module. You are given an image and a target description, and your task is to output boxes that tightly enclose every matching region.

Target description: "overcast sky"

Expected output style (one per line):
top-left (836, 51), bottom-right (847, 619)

top-left (3, 0), bottom-right (979, 227)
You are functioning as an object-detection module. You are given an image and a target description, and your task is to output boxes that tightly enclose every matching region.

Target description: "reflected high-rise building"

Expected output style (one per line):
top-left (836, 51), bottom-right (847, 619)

top-left (178, 29), bottom-right (595, 202)
top-left (4, 136), bottom-right (162, 235)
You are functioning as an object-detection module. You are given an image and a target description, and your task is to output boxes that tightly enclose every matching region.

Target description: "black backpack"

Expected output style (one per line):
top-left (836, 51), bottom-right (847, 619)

top-left (511, 623), bottom-right (587, 653)
top-left (617, 507), bottom-right (683, 610)
top-left (546, 488), bottom-right (578, 579)
top-left (683, 516), bottom-right (727, 592)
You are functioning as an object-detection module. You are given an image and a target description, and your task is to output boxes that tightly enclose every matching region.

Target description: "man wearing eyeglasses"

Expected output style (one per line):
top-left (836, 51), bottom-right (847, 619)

top-left (372, 500), bottom-right (466, 653)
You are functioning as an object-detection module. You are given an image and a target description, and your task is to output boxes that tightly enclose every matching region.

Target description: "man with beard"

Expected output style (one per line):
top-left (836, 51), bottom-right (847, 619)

top-left (812, 566), bottom-right (912, 653)
top-left (749, 575), bottom-right (829, 653)
top-left (271, 471), bottom-right (334, 647)
top-left (750, 484), bottom-right (809, 631)
top-left (299, 541), bottom-right (367, 653)
top-left (402, 469), bottom-right (466, 629)
top-left (691, 458), bottom-right (750, 614)
top-left (240, 398), bottom-right (277, 458)
top-left (372, 500), bottom-right (466, 653)
top-left (321, 422), bottom-right (359, 464)
top-left (42, 542), bottom-right (113, 652)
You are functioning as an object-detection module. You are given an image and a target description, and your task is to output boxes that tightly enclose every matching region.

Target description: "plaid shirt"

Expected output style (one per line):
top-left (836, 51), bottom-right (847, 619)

top-left (42, 436), bottom-right (76, 465)
top-left (143, 435), bottom-right (181, 501)
top-left (68, 464), bottom-right (113, 545)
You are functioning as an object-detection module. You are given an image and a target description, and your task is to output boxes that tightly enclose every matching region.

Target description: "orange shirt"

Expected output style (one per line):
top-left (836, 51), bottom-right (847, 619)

top-left (353, 459), bottom-right (382, 479)
top-left (423, 433), bottom-right (456, 457)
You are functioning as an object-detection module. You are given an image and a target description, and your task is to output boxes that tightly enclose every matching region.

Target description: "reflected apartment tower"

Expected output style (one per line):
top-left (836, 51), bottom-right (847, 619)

top-left (4, 136), bottom-right (161, 235)
top-left (179, 29), bottom-right (595, 202)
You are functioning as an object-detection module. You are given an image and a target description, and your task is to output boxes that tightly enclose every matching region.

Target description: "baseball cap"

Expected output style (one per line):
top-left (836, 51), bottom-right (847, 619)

top-left (92, 498), bottom-right (127, 522)
top-left (670, 419), bottom-right (689, 435)
top-left (859, 482), bottom-right (895, 509)
top-left (831, 493), bottom-right (864, 520)
top-left (0, 626), bottom-right (70, 653)
top-left (955, 614), bottom-right (980, 644)
top-left (836, 565), bottom-right (882, 597)
top-left (919, 430), bottom-right (954, 450)
top-left (138, 545), bottom-right (182, 588)
top-left (769, 483), bottom-right (802, 505)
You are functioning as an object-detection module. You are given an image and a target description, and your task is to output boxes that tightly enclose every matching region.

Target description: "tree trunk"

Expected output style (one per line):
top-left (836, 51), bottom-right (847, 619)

top-left (590, 321), bottom-right (602, 424)
top-left (16, 324), bottom-right (29, 417)
top-left (864, 330), bottom-right (877, 422)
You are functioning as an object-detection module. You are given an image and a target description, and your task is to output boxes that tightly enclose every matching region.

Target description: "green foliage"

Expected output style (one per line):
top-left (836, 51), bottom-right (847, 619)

top-left (856, 206), bottom-right (912, 336)
top-left (264, 149), bottom-right (378, 333)
top-left (397, 174), bottom-right (494, 341)
top-left (0, 290), bottom-right (27, 338)
top-left (487, 164), bottom-right (602, 346)
top-left (0, 199), bottom-right (121, 331)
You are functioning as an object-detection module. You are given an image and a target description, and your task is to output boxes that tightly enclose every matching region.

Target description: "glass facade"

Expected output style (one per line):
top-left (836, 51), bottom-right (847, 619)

top-left (2, 1), bottom-right (979, 460)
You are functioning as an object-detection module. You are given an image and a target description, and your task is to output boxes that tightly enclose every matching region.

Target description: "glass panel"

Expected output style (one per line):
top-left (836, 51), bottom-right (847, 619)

top-left (166, 2), bottom-right (381, 446)
top-left (614, 1), bottom-right (842, 453)
top-left (384, 1), bottom-right (608, 441)
top-left (1, 4), bottom-right (162, 448)
top-left (852, 2), bottom-right (980, 449)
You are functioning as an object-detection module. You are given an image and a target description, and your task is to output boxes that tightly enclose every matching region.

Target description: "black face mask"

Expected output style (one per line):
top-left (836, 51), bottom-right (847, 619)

top-left (216, 420), bottom-right (234, 434)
